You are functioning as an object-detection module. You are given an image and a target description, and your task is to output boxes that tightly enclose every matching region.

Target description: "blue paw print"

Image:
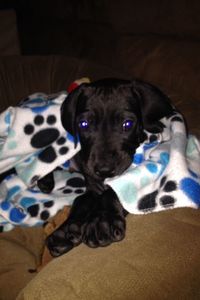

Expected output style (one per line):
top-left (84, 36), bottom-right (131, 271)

top-left (20, 197), bottom-right (37, 208)
top-left (6, 185), bottom-right (21, 201)
top-left (21, 97), bottom-right (49, 113)
top-left (9, 207), bottom-right (26, 223)
top-left (143, 141), bottom-right (158, 151)
top-left (5, 111), bottom-right (11, 125)
top-left (180, 177), bottom-right (200, 206)
top-left (67, 132), bottom-right (79, 144)
top-left (160, 152), bottom-right (169, 166)
top-left (146, 163), bottom-right (158, 174)
top-left (133, 153), bottom-right (144, 165)
top-left (31, 106), bottom-right (49, 113)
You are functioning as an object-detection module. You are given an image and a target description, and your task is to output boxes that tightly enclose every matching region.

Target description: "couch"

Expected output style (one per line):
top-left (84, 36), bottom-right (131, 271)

top-left (0, 1), bottom-right (200, 299)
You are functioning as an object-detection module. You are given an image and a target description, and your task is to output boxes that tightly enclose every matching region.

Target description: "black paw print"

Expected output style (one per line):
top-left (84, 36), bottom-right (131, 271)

top-left (24, 114), bottom-right (59, 148)
top-left (159, 176), bottom-right (177, 207)
top-left (27, 200), bottom-right (54, 221)
top-left (138, 190), bottom-right (158, 212)
top-left (38, 136), bottom-right (69, 163)
top-left (62, 177), bottom-right (86, 195)
top-left (24, 114), bottom-right (70, 163)
top-left (137, 176), bottom-right (177, 212)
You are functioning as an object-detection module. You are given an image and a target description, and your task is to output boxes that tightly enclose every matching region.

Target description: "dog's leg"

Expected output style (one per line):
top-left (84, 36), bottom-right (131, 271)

top-left (83, 188), bottom-right (127, 248)
top-left (46, 188), bottom-right (127, 256)
top-left (46, 191), bottom-right (97, 256)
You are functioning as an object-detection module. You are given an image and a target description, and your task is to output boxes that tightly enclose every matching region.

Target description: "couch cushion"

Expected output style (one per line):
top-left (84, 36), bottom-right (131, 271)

top-left (0, 56), bottom-right (127, 112)
top-left (17, 209), bottom-right (200, 300)
top-left (0, 55), bottom-right (199, 299)
top-left (103, 0), bottom-right (200, 39)
top-left (0, 10), bottom-right (20, 55)
top-left (115, 36), bottom-right (200, 138)
top-left (0, 227), bottom-right (44, 300)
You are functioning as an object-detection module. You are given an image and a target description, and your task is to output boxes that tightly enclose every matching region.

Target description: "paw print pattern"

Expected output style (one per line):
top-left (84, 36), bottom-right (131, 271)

top-left (138, 191), bottom-right (158, 211)
top-left (159, 176), bottom-right (177, 207)
top-left (24, 114), bottom-right (70, 164)
top-left (24, 114), bottom-right (59, 149)
top-left (62, 177), bottom-right (86, 195)
top-left (38, 136), bottom-right (69, 163)
top-left (149, 134), bottom-right (159, 143)
top-left (180, 177), bottom-right (200, 206)
top-left (137, 175), bottom-right (177, 212)
top-left (26, 176), bottom-right (86, 223)
top-left (27, 200), bottom-right (55, 221)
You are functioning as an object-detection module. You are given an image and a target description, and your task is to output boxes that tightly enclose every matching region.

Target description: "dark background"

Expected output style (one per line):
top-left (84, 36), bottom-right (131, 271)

top-left (1, 0), bottom-right (200, 57)
top-left (0, 0), bottom-right (200, 112)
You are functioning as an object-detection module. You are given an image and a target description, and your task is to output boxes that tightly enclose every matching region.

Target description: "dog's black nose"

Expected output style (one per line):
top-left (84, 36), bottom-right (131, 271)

top-left (95, 165), bottom-right (115, 178)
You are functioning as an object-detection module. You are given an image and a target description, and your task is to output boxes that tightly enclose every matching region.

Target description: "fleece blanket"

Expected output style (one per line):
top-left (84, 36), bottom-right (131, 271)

top-left (0, 83), bottom-right (200, 232)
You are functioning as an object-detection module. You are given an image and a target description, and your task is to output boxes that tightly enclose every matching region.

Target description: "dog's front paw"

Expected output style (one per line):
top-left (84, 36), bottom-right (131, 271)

top-left (46, 224), bottom-right (73, 257)
top-left (46, 192), bottom-right (95, 257)
top-left (83, 212), bottom-right (126, 248)
top-left (46, 219), bottom-right (84, 257)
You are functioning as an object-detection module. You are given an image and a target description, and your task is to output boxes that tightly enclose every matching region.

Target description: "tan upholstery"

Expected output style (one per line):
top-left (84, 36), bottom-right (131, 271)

top-left (0, 1), bottom-right (200, 298)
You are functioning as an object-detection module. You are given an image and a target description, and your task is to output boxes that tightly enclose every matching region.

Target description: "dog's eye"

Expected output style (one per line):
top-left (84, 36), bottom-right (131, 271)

top-left (122, 120), bottom-right (134, 131)
top-left (79, 120), bottom-right (89, 129)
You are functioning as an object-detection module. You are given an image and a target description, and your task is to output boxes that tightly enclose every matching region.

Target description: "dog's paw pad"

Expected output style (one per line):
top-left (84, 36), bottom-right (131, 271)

top-left (83, 213), bottom-right (125, 247)
top-left (111, 217), bottom-right (126, 242)
top-left (46, 231), bottom-right (74, 257)
top-left (65, 223), bottom-right (82, 244)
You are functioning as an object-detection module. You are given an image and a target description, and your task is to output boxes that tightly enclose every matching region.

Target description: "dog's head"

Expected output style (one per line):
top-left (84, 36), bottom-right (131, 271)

top-left (61, 78), bottom-right (173, 184)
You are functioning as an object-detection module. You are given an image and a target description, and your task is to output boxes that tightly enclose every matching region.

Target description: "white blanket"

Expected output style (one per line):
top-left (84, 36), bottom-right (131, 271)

top-left (0, 89), bottom-right (200, 232)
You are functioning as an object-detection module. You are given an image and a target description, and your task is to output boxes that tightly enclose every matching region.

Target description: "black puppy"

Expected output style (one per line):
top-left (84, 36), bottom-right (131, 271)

top-left (46, 78), bottom-right (173, 256)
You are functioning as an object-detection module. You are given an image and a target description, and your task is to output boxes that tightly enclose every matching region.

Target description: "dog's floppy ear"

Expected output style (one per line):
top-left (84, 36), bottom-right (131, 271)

top-left (132, 80), bottom-right (174, 133)
top-left (61, 83), bottom-right (88, 137)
